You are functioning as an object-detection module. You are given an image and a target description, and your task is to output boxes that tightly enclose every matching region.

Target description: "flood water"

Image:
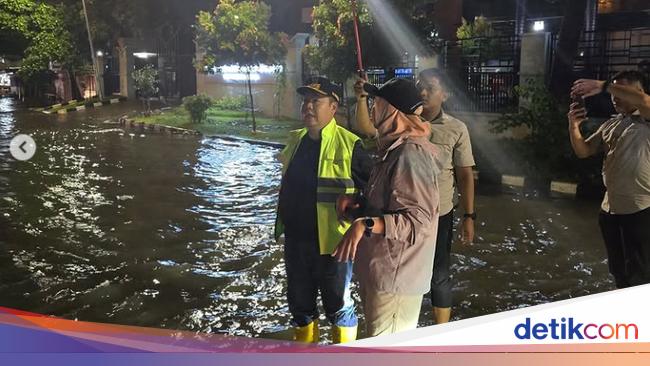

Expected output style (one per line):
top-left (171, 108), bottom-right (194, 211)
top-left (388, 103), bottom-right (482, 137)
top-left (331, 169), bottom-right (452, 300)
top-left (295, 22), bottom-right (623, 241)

top-left (0, 97), bottom-right (614, 339)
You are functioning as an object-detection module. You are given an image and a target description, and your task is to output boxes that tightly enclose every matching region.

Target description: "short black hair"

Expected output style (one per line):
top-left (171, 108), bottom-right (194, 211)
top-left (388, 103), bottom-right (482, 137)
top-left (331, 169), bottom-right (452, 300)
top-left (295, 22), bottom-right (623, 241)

top-left (612, 70), bottom-right (647, 92)
top-left (418, 68), bottom-right (451, 90)
top-left (639, 59), bottom-right (650, 72)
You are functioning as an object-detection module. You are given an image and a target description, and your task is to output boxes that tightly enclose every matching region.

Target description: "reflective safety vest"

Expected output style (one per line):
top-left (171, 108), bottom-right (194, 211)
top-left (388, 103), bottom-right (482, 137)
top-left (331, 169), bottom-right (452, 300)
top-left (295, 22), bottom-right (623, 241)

top-left (275, 118), bottom-right (361, 254)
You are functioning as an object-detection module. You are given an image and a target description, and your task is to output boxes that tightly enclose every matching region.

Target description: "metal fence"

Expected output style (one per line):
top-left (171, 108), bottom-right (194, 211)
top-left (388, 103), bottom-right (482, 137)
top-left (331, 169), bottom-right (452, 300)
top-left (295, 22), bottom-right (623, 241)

top-left (442, 35), bottom-right (521, 113)
top-left (444, 71), bottom-right (519, 112)
top-left (365, 67), bottom-right (418, 86)
top-left (555, 27), bottom-right (650, 81)
top-left (360, 36), bottom-right (521, 113)
top-left (433, 27), bottom-right (650, 113)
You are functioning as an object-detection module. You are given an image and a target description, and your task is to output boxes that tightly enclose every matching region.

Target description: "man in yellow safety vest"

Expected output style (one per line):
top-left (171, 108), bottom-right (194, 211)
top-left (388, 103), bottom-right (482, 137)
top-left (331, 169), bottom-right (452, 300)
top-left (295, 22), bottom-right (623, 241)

top-left (275, 76), bottom-right (372, 344)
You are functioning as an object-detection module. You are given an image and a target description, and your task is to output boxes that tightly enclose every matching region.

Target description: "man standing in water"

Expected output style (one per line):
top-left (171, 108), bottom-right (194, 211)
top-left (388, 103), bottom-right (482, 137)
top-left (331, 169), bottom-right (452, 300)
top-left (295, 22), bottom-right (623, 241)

top-left (353, 68), bottom-right (476, 324)
top-left (570, 70), bottom-right (650, 288)
top-left (275, 76), bottom-right (372, 343)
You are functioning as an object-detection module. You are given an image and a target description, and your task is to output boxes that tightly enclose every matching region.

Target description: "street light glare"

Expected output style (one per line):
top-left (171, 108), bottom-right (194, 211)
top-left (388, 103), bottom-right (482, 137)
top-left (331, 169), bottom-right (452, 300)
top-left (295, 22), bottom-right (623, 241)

top-left (133, 52), bottom-right (157, 59)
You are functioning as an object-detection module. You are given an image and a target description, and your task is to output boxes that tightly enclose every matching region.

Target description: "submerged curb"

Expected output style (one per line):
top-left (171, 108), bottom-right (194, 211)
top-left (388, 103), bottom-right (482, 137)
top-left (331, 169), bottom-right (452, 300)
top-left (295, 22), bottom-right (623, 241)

top-left (212, 134), bottom-right (285, 149)
top-left (115, 116), bottom-right (202, 136)
top-left (500, 174), bottom-right (579, 199)
top-left (30, 98), bottom-right (86, 112)
top-left (550, 181), bottom-right (578, 198)
top-left (43, 97), bottom-right (127, 114)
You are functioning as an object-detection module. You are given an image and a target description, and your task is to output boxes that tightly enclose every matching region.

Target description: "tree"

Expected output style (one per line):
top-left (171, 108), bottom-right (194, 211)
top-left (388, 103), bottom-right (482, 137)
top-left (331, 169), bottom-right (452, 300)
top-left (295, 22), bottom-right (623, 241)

top-left (132, 64), bottom-right (158, 114)
top-left (2, 0), bottom-right (199, 102)
top-left (51, 0), bottom-right (141, 99)
top-left (304, 0), bottom-right (372, 83)
top-left (304, 0), bottom-right (441, 83)
top-left (455, 15), bottom-right (502, 59)
top-left (195, 0), bottom-right (287, 133)
top-left (0, 0), bottom-right (73, 83)
top-left (1, 0), bottom-right (140, 100)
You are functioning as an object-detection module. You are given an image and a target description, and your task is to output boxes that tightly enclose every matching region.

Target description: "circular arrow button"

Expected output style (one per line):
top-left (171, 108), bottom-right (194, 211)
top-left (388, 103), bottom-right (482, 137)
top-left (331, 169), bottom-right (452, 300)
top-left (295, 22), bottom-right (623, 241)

top-left (9, 134), bottom-right (36, 161)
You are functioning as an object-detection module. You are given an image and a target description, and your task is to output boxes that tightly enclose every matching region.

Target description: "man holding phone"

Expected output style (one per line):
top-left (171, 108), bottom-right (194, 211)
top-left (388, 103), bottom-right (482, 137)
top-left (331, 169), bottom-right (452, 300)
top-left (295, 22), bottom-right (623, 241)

top-left (569, 70), bottom-right (650, 288)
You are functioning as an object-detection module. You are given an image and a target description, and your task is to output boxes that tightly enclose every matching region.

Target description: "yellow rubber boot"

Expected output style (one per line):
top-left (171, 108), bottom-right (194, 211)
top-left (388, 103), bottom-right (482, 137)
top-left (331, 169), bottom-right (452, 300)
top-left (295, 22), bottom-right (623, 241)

top-left (293, 320), bottom-right (319, 343)
top-left (332, 325), bottom-right (357, 344)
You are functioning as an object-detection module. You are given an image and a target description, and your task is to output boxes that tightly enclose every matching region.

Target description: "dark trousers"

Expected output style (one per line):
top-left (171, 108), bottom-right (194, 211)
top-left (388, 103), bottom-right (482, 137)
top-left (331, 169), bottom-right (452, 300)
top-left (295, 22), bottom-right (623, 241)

top-left (599, 207), bottom-right (650, 288)
top-left (284, 236), bottom-right (357, 327)
top-left (430, 210), bottom-right (454, 308)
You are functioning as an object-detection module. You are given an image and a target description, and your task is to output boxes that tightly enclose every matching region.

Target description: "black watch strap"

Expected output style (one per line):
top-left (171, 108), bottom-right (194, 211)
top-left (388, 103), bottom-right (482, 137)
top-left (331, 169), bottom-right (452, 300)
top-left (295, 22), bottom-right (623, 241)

top-left (601, 79), bottom-right (611, 93)
top-left (463, 212), bottom-right (477, 220)
top-left (364, 217), bottom-right (374, 237)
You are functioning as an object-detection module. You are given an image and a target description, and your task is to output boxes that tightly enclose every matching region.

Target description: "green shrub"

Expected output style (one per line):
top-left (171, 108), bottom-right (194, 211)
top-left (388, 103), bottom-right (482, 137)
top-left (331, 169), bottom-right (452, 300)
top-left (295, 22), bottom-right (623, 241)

top-left (456, 16), bottom-right (502, 59)
top-left (489, 79), bottom-right (601, 186)
top-left (183, 95), bottom-right (213, 123)
top-left (213, 95), bottom-right (248, 111)
top-left (132, 65), bottom-right (159, 113)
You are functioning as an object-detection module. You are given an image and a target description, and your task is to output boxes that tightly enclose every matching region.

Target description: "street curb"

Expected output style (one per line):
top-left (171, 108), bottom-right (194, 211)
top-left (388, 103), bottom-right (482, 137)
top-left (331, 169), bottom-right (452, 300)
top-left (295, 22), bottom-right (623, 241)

top-left (43, 97), bottom-right (127, 114)
top-left (31, 98), bottom-right (86, 112)
top-left (114, 117), bottom-right (286, 147)
top-left (499, 174), bottom-right (579, 199)
top-left (501, 174), bottom-right (526, 188)
top-left (550, 181), bottom-right (578, 198)
top-left (117, 117), bottom-right (202, 136)
top-left (212, 134), bottom-right (285, 149)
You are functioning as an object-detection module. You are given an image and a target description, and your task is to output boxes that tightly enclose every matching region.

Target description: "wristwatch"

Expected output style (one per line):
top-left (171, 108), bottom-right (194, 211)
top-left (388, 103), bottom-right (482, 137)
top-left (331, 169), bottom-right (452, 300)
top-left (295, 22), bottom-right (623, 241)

top-left (601, 79), bottom-right (611, 93)
top-left (463, 212), bottom-right (477, 221)
top-left (364, 217), bottom-right (375, 237)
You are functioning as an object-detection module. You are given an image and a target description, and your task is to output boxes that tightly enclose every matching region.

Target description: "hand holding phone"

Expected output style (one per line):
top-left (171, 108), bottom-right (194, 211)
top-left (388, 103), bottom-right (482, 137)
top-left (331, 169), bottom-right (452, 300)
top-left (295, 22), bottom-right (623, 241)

top-left (568, 96), bottom-right (588, 129)
top-left (572, 95), bottom-right (586, 110)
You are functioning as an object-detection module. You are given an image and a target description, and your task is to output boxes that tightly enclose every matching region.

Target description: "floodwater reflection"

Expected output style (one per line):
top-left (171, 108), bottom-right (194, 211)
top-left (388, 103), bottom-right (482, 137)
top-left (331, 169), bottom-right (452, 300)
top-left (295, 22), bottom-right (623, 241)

top-left (0, 98), bottom-right (612, 338)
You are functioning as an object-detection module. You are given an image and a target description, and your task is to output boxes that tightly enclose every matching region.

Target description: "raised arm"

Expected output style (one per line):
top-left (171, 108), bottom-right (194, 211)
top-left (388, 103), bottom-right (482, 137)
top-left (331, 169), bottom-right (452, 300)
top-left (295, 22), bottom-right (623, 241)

top-left (572, 79), bottom-right (650, 119)
top-left (353, 78), bottom-right (378, 138)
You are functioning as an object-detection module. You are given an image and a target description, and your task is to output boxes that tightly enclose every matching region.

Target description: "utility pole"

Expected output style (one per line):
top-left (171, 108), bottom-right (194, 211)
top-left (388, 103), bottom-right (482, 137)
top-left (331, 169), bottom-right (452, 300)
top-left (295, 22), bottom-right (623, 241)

top-left (81, 0), bottom-right (104, 100)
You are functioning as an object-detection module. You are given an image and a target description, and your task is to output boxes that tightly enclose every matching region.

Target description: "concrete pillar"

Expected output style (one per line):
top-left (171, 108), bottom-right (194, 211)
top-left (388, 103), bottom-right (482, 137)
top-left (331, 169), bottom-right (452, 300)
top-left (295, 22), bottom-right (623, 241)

top-left (515, 0), bottom-right (528, 35)
top-left (95, 54), bottom-right (105, 99)
top-left (519, 32), bottom-right (552, 108)
top-left (157, 55), bottom-right (167, 98)
top-left (117, 38), bottom-right (135, 98)
top-left (288, 33), bottom-right (310, 120)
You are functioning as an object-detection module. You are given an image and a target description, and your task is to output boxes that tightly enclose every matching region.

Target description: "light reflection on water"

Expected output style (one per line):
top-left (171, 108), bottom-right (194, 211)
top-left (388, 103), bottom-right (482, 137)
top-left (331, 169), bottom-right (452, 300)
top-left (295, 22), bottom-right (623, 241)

top-left (0, 98), bottom-right (613, 339)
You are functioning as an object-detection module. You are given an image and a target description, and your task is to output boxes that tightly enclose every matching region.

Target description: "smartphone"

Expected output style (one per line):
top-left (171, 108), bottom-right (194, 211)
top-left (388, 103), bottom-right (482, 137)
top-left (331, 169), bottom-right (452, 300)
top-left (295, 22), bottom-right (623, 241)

top-left (572, 95), bottom-right (586, 110)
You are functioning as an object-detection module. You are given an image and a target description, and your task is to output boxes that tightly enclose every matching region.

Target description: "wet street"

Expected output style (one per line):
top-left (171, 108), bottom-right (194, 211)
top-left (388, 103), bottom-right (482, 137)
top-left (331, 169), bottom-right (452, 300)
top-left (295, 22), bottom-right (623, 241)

top-left (0, 97), bottom-right (614, 339)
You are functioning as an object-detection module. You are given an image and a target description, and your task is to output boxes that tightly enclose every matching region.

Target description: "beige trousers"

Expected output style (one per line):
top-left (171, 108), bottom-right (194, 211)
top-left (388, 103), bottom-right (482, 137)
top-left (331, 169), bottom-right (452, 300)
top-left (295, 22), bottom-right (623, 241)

top-left (360, 286), bottom-right (423, 337)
